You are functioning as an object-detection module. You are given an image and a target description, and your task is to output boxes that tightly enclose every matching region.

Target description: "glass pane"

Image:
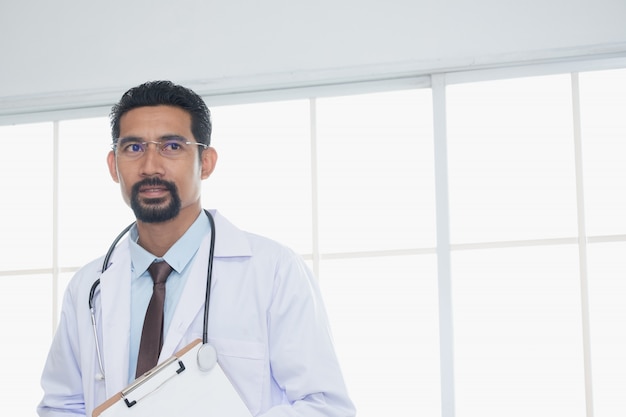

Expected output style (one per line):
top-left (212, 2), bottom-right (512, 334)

top-left (579, 68), bottom-right (626, 236)
top-left (0, 274), bottom-right (52, 416)
top-left (452, 245), bottom-right (585, 417)
top-left (205, 100), bottom-right (312, 254)
top-left (58, 117), bottom-right (135, 267)
top-left (587, 241), bottom-right (626, 416)
top-left (316, 89), bottom-right (436, 253)
top-left (447, 75), bottom-right (578, 244)
top-left (320, 255), bottom-right (441, 417)
top-left (0, 123), bottom-right (53, 270)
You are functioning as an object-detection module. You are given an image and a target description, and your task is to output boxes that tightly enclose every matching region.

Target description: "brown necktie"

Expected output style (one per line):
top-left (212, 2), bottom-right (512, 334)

top-left (136, 260), bottom-right (173, 378)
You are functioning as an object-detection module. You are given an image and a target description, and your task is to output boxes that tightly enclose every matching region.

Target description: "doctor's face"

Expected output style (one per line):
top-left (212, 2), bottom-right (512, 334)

top-left (107, 105), bottom-right (216, 224)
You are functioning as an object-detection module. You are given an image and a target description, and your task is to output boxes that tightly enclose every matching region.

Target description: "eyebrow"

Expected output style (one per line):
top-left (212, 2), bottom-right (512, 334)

top-left (117, 134), bottom-right (188, 145)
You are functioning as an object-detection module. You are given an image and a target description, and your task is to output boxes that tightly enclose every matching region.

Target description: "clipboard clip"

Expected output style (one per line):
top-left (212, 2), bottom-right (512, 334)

top-left (121, 356), bottom-right (186, 408)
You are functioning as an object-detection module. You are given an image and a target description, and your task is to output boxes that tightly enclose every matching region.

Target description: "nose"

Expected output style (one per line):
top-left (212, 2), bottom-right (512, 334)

top-left (139, 143), bottom-right (166, 175)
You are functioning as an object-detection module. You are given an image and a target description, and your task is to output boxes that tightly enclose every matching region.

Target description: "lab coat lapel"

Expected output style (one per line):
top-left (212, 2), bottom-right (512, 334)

top-left (159, 211), bottom-right (253, 359)
top-left (99, 238), bottom-right (132, 395)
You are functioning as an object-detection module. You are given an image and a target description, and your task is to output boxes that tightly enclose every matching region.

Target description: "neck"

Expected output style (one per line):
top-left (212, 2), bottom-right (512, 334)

top-left (136, 206), bottom-right (201, 257)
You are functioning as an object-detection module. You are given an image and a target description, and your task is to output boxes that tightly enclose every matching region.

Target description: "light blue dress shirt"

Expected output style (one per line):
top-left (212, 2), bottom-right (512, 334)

top-left (127, 212), bottom-right (210, 382)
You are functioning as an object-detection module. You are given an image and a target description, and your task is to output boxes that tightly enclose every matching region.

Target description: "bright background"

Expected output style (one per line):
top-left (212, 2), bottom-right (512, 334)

top-left (1, 66), bottom-right (626, 417)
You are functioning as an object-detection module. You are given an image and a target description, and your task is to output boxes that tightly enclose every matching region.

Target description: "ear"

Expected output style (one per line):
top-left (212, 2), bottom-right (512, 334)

top-left (107, 151), bottom-right (120, 183)
top-left (200, 147), bottom-right (218, 180)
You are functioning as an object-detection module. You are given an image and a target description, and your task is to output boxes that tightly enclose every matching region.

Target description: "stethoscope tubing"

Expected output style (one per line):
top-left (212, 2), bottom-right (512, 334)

top-left (89, 222), bottom-right (135, 310)
top-left (88, 209), bottom-right (216, 380)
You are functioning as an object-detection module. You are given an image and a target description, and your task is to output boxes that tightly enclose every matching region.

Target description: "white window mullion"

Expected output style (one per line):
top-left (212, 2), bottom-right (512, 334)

top-left (571, 72), bottom-right (595, 417)
top-left (52, 120), bottom-right (60, 334)
top-left (432, 73), bottom-right (455, 417)
top-left (309, 98), bottom-right (321, 279)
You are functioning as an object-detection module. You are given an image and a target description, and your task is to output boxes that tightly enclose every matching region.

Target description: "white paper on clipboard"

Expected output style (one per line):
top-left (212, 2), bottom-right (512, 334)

top-left (93, 339), bottom-right (252, 417)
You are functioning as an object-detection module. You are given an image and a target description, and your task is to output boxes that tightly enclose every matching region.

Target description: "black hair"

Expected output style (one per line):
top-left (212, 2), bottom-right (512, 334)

top-left (110, 80), bottom-right (212, 146)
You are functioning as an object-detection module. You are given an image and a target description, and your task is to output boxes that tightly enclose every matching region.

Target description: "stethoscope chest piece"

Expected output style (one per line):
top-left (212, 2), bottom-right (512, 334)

top-left (197, 343), bottom-right (217, 372)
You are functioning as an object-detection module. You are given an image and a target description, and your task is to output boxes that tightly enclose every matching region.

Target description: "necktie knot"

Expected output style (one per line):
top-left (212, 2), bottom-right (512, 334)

top-left (148, 260), bottom-right (172, 285)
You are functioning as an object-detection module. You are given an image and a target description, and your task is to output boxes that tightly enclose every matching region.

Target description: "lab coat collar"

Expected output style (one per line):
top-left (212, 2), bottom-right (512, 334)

top-left (206, 209), bottom-right (253, 258)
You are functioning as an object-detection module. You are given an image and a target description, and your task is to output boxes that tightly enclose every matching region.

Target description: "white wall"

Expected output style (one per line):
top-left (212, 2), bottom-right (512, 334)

top-left (1, 0), bottom-right (625, 117)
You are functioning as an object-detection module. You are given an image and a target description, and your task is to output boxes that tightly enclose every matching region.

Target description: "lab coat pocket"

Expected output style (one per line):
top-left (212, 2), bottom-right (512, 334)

top-left (210, 337), bottom-right (266, 416)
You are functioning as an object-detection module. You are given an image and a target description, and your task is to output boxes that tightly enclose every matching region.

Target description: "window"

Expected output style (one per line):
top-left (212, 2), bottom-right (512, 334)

top-left (447, 74), bottom-right (578, 244)
top-left (1, 64), bottom-right (625, 417)
top-left (0, 123), bottom-right (54, 413)
top-left (579, 68), bottom-right (626, 415)
top-left (205, 100), bottom-right (313, 254)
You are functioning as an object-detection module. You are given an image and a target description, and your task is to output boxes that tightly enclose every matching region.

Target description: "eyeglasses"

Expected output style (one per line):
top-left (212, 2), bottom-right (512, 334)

top-left (112, 136), bottom-right (208, 160)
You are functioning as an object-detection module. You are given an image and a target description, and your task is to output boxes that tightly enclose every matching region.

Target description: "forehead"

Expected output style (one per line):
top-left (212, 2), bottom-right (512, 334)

top-left (119, 105), bottom-right (193, 139)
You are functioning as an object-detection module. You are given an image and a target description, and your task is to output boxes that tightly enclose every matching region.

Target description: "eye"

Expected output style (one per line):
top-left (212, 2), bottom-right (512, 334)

top-left (162, 140), bottom-right (183, 151)
top-left (129, 143), bottom-right (145, 153)
top-left (121, 142), bottom-right (145, 153)
top-left (160, 139), bottom-right (187, 155)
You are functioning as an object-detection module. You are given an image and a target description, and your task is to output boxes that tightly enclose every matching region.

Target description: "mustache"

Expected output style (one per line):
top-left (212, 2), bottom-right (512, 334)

top-left (131, 177), bottom-right (176, 195)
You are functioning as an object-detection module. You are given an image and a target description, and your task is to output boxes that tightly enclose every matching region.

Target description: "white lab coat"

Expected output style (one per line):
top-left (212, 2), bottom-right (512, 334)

top-left (38, 211), bottom-right (355, 417)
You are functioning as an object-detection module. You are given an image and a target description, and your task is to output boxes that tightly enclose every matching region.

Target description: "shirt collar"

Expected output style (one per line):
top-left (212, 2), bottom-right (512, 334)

top-left (129, 212), bottom-right (211, 278)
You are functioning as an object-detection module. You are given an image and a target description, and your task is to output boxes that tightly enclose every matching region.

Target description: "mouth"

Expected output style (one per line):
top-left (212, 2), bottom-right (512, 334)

top-left (139, 185), bottom-right (169, 197)
top-left (134, 178), bottom-right (173, 200)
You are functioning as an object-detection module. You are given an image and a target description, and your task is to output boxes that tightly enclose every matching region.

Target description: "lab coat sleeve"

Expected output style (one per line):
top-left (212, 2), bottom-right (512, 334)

top-left (38, 281), bottom-right (87, 417)
top-left (260, 251), bottom-right (355, 417)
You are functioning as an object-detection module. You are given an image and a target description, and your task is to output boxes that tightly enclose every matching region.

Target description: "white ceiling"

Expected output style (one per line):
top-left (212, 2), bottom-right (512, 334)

top-left (1, 0), bottom-right (625, 118)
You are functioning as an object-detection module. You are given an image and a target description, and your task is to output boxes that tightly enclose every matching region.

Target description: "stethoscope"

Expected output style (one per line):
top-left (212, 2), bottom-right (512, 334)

top-left (88, 209), bottom-right (216, 381)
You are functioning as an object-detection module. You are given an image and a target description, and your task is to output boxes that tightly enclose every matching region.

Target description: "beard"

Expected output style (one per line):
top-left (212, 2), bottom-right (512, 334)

top-left (130, 178), bottom-right (181, 223)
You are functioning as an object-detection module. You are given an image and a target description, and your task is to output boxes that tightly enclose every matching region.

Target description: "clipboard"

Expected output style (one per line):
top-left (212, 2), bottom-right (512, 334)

top-left (93, 339), bottom-right (252, 417)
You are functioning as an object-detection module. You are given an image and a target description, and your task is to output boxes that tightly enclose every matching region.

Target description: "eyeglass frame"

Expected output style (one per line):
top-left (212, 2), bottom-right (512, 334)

top-left (111, 135), bottom-right (209, 160)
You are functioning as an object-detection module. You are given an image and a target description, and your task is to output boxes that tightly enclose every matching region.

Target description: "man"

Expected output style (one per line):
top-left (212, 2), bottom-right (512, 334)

top-left (38, 81), bottom-right (355, 417)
